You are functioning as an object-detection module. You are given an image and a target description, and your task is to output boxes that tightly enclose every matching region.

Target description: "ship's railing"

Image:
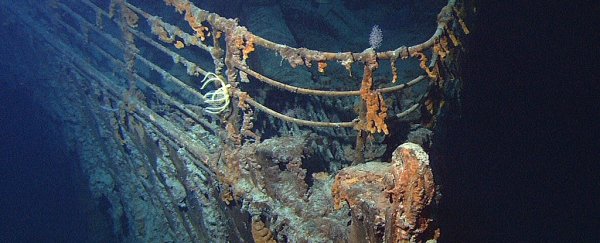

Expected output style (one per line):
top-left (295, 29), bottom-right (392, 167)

top-left (49, 0), bottom-right (467, 163)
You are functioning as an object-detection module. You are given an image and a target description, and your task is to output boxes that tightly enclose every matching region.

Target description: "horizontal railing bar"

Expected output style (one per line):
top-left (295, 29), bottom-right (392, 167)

top-left (235, 63), bottom-right (358, 96)
top-left (240, 91), bottom-right (421, 127)
top-left (238, 91), bottom-right (357, 128)
top-left (236, 62), bottom-right (426, 96)
top-left (377, 75), bottom-right (427, 93)
top-left (396, 103), bottom-right (420, 118)
top-left (161, 0), bottom-right (456, 62)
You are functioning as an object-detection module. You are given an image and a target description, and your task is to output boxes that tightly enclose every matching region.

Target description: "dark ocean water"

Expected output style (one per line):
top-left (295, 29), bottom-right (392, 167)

top-left (0, 85), bottom-right (89, 242)
top-left (0, 0), bottom-right (597, 242)
top-left (439, 1), bottom-right (599, 242)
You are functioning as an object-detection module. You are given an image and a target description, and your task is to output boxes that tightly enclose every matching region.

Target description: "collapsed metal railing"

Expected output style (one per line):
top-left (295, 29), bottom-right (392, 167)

top-left (49, 0), bottom-right (468, 164)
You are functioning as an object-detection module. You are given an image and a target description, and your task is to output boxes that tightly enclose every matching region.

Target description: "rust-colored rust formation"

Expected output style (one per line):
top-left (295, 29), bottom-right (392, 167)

top-left (333, 143), bottom-right (439, 242)
top-left (251, 217), bottom-right (277, 243)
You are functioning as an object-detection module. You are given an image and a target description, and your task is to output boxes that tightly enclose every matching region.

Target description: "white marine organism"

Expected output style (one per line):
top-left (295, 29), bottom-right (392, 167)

top-left (369, 25), bottom-right (383, 50)
top-left (200, 72), bottom-right (230, 114)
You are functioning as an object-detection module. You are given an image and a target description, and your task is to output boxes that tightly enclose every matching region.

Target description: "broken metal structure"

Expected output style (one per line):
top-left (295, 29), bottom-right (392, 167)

top-left (5, 0), bottom-right (470, 241)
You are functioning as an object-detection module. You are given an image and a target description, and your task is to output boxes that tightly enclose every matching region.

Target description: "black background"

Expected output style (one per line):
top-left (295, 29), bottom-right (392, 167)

top-left (439, 1), bottom-right (599, 242)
